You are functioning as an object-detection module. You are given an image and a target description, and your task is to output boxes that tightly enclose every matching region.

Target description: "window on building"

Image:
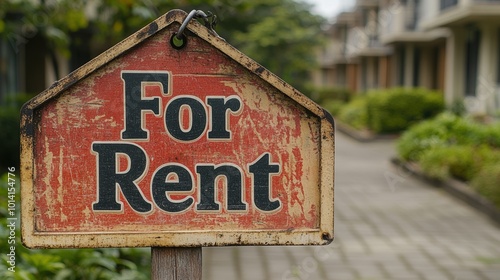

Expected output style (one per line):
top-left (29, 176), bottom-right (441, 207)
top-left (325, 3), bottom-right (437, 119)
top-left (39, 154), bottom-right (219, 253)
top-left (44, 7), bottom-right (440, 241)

top-left (398, 47), bottom-right (406, 86)
top-left (338, 64), bottom-right (347, 87)
top-left (440, 0), bottom-right (458, 11)
top-left (342, 25), bottom-right (348, 56)
top-left (361, 9), bottom-right (369, 27)
top-left (431, 46), bottom-right (440, 90)
top-left (412, 47), bottom-right (420, 87)
top-left (322, 69), bottom-right (329, 87)
top-left (465, 26), bottom-right (481, 97)
top-left (497, 29), bottom-right (500, 85)
top-left (405, 0), bottom-right (420, 30)
top-left (361, 57), bottom-right (368, 92)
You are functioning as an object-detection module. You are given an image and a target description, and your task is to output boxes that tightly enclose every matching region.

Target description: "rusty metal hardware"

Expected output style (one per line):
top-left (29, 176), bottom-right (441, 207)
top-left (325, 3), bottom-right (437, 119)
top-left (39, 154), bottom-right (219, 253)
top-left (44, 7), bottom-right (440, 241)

top-left (175, 9), bottom-right (219, 40)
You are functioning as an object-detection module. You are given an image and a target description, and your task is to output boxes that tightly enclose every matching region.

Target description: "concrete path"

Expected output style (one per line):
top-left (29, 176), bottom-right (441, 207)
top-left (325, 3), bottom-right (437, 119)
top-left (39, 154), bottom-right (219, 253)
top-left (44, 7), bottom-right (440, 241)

top-left (202, 132), bottom-right (500, 280)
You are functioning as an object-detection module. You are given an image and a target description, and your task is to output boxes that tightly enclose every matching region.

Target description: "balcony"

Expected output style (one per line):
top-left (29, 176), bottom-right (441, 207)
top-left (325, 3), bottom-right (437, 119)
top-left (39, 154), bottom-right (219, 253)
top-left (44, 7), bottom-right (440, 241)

top-left (318, 40), bottom-right (348, 68)
top-left (441, 0), bottom-right (500, 11)
top-left (422, 0), bottom-right (500, 29)
top-left (346, 27), bottom-right (392, 58)
top-left (343, 2), bottom-right (393, 58)
top-left (324, 12), bottom-right (356, 64)
top-left (379, 0), bottom-right (448, 45)
top-left (380, 0), bottom-right (449, 44)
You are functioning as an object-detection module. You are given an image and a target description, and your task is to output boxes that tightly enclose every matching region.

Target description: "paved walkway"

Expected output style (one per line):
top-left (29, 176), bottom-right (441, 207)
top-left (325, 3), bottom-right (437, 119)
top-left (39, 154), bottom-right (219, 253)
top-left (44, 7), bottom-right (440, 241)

top-left (202, 132), bottom-right (500, 280)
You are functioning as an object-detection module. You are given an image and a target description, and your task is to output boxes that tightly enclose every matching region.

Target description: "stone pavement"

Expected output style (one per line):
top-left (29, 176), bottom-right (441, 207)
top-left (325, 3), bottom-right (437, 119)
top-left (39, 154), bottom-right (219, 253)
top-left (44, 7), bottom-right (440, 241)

top-left (202, 132), bottom-right (500, 280)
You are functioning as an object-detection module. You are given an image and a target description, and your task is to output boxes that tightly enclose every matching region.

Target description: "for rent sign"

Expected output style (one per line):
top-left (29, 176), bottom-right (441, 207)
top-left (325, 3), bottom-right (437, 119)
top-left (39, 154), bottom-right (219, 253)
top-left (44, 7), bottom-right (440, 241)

top-left (20, 10), bottom-right (334, 248)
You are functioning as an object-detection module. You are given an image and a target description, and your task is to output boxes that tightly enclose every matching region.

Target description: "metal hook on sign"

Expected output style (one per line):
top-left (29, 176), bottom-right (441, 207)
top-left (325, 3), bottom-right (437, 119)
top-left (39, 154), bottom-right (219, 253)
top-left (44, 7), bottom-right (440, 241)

top-left (175, 10), bottom-right (220, 40)
top-left (171, 10), bottom-right (220, 50)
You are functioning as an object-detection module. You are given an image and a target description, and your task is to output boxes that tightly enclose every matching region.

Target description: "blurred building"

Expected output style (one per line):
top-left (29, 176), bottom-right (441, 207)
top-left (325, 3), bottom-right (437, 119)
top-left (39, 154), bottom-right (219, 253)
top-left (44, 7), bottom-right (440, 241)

top-left (314, 12), bottom-right (358, 91)
top-left (0, 0), bottom-right (104, 104)
top-left (315, 0), bottom-right (500, 114)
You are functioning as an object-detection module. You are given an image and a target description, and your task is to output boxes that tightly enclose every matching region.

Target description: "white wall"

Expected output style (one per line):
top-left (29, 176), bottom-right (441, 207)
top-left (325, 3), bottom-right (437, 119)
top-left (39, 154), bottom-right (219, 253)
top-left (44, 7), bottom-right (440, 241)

top-left (418, 0), bottom-right (440, 28)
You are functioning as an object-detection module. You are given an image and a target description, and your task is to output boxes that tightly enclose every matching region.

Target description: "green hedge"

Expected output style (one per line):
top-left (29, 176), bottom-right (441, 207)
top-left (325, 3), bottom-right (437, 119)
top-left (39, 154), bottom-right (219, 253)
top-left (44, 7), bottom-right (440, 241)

top-left (335, 87), bottom-right (443, 134)
top-left (397, 113), bottom-right (500, 161)
top-left (366, 88), bottom-right (444, 133)
top-left (321, 99), bottom-right (345, 116)
top-left (337, 98), bottom-right (368, 130)
top-left (397, 113), bottom-right (500, 208)
top-left (316, 87), bottom-right (356, 119)
top-left (471, 163), bottom-right (500, 208)
top-left (311, 87), bottom-right (353, 104)
top-left (0, 173), bottom-right (151, 279)
top-left (419, 145), bottom-right (500, 181)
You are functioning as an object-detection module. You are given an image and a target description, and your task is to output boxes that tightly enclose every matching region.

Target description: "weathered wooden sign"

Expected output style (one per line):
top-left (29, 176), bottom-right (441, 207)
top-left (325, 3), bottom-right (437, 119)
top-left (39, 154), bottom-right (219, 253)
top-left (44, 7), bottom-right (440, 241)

top-left (20, 9), bottom-right (334, 248)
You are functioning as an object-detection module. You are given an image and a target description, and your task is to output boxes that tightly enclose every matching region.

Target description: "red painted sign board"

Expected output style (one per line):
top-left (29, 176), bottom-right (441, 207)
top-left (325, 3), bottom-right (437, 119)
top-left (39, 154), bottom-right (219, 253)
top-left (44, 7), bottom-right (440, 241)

top-left (20, 10), bottom-right (334, 248)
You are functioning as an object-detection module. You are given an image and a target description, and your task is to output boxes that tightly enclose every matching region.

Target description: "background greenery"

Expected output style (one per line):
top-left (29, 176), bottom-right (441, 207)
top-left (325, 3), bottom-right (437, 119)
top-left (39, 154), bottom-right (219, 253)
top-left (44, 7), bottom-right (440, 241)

top-left (323, 87), bottom-right (444, 133)
top-left (318, 86), bottom-right (500, 211)
top-left (0, 0), bottom-right (325, 91)
top-left (0, 173), bottom-right (151, 279)
top-left (396, 113), bottom-right (500, 208)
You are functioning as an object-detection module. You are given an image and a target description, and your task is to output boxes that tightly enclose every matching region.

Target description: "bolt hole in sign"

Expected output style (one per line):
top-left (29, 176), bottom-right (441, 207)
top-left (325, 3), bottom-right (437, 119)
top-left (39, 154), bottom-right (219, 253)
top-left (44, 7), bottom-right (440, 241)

top-left (20, 10), bottom-right (334, 249)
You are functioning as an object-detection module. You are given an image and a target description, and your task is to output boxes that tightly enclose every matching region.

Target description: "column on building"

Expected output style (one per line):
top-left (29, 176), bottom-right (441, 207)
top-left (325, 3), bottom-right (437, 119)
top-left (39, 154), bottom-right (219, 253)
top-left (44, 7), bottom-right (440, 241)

top-left (476, 23), bottom-right (499, 114)
top-left (444, 27), bottom-right (466, 108)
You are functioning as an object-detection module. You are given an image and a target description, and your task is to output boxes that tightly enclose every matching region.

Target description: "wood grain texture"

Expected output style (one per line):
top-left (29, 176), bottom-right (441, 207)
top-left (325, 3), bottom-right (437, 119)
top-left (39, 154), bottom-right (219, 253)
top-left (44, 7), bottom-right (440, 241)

top-left (151, 247), bottom-right (202, 280)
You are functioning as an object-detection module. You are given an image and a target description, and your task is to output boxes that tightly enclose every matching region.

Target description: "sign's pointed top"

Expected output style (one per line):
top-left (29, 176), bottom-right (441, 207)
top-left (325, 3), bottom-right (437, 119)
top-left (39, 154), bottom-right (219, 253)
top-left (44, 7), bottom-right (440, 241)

top-left (24, 9), bottom-right (330, 123)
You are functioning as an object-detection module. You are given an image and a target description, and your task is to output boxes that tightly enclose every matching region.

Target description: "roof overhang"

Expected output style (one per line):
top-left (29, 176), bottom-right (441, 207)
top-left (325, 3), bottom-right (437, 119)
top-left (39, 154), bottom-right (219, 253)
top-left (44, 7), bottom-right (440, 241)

top-left (421, 5), bottom-right (500, 29)
top-left (348, 46), bottom-right (393, 58)
top-left (381, 28), bottom-right (450, 45)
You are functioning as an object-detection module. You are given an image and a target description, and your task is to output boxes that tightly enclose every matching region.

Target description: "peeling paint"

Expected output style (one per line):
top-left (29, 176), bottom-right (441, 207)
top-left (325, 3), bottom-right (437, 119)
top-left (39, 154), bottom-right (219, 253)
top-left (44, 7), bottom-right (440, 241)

top-left (21, 9), bottom-right (334, 249)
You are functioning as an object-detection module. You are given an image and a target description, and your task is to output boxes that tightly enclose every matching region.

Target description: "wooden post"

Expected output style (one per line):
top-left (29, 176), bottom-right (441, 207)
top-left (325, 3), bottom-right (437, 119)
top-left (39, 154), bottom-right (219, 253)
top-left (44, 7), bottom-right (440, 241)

top-left (151, 247), bottom-right (202, 280)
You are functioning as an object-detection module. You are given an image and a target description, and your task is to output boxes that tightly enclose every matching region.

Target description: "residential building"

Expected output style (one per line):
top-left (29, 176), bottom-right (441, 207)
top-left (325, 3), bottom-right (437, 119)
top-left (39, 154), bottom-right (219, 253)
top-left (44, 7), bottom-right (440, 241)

top-left (314, 11), bottom-right (358, 91)
top-left (314, 25), bottom-right (337, 88)
top-left (316, 0), bottom-right (500, 115)
top-left (0, 2), bottom-right (96, 104)
top-left (0, 0), bottom-right (107, 105)
top-left (347, 0), bottom-right (392, 92)
top-left (379, 0), bottom-right (448, 91)
top-left (421, 0), bottom-right (500, 113)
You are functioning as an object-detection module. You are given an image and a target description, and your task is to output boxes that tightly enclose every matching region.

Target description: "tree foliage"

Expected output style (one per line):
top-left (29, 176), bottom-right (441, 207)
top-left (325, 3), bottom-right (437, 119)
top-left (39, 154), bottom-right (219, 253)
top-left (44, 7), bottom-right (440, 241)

top-left (231, 0), bottom-right (325, 89)
top-left (1, 0), bottom-right (325, 88)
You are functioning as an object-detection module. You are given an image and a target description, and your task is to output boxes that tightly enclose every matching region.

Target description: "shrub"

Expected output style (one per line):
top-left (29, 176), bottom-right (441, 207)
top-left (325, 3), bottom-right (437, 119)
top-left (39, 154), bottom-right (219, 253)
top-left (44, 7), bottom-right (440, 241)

top-left (337, 97), bottom-right (368, 130)
top-left (471, 163), bottom-right (500, 208)
top-left (310, 87), bottom-right (353, 104)
top-left (418, 145), bottom-right (500, 181)
top-left (0, 173), bottom-right (151, 279)
top-left (396, 112), bottom-right (498, 162)
top-left (366, 88), bottom-right (444, 133)
top-left (321, 99), bottom-right (345, 116)
top-left (396, 119), bottom-right (449, 162)
top-left (397, 112), bottom-right (500, 209)
top-left (481, 124), bottom-right (500, 148)
top-left (418, 146), bottom-right (473, 181)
